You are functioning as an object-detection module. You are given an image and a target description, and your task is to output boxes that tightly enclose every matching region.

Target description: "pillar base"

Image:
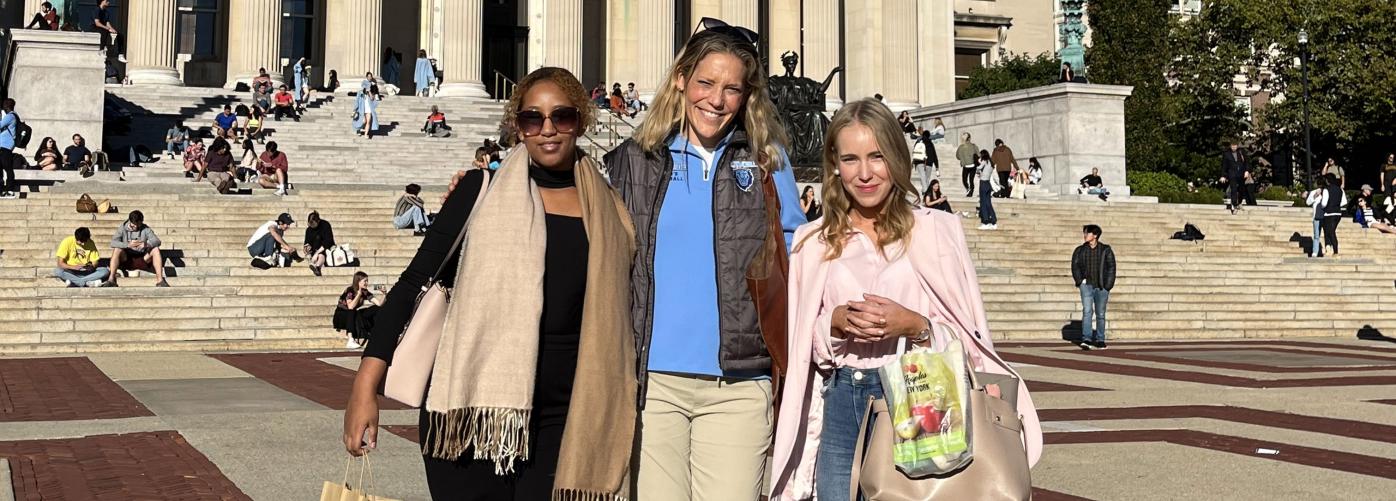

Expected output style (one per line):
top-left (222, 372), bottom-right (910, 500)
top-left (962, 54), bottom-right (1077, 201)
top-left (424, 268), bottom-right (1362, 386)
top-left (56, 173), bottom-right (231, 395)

top-left (825, 96), bottom-right (845, 112)
top-left (435, 81), bottom-right (490, 98)
top-left (885, 100), bottom-right (920, 112)
top-left (126, 67), bottom-right (184, 86)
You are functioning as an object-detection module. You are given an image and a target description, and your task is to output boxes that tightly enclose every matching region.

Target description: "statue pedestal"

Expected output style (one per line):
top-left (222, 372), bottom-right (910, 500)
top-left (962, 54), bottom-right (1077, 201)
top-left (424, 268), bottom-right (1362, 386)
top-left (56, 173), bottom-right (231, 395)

top-left (908, 83), bottom-right (1135, 196)
top-left (6, 30), bottom-right (107, 153)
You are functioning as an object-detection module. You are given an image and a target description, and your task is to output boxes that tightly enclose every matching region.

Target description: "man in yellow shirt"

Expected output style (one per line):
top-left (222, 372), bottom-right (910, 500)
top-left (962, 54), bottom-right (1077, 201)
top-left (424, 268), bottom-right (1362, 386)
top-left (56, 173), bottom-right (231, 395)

top-left (54, 227), bottom-right (109, 287)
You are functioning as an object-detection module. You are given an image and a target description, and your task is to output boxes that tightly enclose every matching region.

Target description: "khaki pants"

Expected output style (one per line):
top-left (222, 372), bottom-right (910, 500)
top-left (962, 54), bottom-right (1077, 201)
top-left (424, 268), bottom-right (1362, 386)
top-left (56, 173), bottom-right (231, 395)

top-left (636, 372), bottom-right (773, 501)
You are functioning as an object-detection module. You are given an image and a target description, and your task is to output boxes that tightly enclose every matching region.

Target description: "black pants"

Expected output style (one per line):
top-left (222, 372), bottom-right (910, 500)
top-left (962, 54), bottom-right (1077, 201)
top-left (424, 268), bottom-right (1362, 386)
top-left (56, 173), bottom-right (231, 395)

top-left (997, 171), bottom-right (1010, 196)
top-left (26, 13), bottom-right (56, 30)
top-left (420, 408), bottom-right (563, 501)
top-left (961, 166), bottom-right (976, 193)
top-left (1228, 181), bottom-right (1243, 209)
top-left (273, 106), bottom-right (299, 121)
top-left (1322, 215), bottom-right (1340, 254)
top-left (95, 29), bottom-right (124, 57)
top-left (0, 147), bottom-right (16, 193)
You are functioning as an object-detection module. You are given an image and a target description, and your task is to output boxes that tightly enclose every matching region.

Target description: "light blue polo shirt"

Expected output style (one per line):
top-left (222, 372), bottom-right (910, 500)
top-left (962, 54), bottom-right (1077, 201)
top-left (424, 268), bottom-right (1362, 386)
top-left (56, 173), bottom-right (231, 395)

top-left (647, 132), bottom-right (805, 377)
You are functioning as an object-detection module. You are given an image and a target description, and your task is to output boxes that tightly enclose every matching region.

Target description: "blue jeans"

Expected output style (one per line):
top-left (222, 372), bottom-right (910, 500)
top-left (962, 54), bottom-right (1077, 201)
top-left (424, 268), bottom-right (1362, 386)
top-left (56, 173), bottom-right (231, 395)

top-left (248, 233), bottom-right (277, 258)
top-left (1080, 284), bottom-right (1110, 343)
top-left (393, 206), bottom-right (429, 230)
top-left (54, 267), bottom-right (109, 286)
top-left (1312, 218), bottom-right (1323, 256)
top-left (166, 140), bottom-right (185, 155)
top-left (978, 180), bottom-right (997, 224)
top-left (816, 367), bottom-right (885, 501)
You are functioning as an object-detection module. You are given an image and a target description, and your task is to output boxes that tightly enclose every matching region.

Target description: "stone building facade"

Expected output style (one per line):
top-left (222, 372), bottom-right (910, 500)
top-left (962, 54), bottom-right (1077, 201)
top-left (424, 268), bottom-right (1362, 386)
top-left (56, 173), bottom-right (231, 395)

top-left (6, 0), bottom-right (1065, 108)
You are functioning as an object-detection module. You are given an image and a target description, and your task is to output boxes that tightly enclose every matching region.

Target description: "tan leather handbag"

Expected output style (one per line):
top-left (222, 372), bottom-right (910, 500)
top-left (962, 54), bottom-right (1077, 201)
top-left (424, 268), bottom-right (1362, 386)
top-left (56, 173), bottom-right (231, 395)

top-left (850, 351), bottom-right (1031, 500)
top-left (381, 170), bottom-right (490, 407)
top-left (747, 171), bottom-right (789, 407)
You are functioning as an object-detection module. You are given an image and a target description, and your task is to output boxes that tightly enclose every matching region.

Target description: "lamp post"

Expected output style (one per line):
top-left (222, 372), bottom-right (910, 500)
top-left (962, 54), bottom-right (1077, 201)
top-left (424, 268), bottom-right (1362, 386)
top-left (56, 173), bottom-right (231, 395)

top-left (1299, 30), bottom-right (1312, 190)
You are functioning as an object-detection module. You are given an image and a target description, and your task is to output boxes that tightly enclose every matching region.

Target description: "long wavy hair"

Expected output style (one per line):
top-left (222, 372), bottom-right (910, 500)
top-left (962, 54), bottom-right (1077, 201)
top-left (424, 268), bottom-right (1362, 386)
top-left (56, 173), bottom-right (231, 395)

top-left (633, 30), bottom-right (789, 173)
top-left (797, 98), bottom-right (918, 260)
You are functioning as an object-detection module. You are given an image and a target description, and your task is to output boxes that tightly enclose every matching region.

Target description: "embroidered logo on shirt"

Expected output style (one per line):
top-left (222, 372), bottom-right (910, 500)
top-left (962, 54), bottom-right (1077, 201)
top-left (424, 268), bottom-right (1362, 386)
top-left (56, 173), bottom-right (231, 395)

top-left (732, 160), bottom-right (758, 192)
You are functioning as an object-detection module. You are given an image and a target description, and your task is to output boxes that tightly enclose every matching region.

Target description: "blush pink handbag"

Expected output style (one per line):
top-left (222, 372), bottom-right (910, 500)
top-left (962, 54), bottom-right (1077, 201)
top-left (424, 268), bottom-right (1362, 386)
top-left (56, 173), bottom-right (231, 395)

top-left (382, 170), bottom-right (490, 407)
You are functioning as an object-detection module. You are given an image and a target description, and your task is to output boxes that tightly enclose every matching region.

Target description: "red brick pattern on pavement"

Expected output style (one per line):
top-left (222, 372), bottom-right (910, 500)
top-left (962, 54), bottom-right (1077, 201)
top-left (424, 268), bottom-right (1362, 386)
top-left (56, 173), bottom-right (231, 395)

top-left (0, 357), bottom-right (153, 422)
top-left (999, 351), bottom-right (1396, 388)
top-left (209, 352), bottom-right (409, 411)
top-left (0, 431), bottom-right (250, 500)
top-left (1046, 429), bottom-right (1396, 480)
top-left (382, 425), bottom-right (421, 445)
top-left (1040, 405), bottom-right (1396, 444)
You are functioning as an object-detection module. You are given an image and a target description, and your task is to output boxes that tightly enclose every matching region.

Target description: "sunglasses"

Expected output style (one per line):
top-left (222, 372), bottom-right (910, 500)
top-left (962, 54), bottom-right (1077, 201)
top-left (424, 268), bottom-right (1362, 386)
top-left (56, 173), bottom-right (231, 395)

top-left (692, 17), bottom-right (760, 46)
top-left (516, 107), bottom-right (581, 137)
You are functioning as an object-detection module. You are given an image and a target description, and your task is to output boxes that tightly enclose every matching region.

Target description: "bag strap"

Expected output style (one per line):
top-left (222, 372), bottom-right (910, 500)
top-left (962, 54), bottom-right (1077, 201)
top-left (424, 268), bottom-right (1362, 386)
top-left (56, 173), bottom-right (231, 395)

top-left (427, 169), bottom-right (491, 284)
top-left (849, 395), bottom-right (882, 501)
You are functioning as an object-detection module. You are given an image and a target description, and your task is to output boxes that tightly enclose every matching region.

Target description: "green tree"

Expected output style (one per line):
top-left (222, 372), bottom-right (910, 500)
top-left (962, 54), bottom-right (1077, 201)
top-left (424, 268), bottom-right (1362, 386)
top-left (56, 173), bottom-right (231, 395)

top-left (958, 53), bottom-right (1062, 100)
top-left (1087, 0), bottom-right (1174, 175)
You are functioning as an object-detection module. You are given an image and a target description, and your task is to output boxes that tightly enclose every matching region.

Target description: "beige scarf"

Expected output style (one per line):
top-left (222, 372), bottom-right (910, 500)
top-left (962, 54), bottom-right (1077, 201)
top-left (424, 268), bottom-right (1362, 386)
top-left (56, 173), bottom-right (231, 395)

top-left (424, 147), bottom-right (637, 501)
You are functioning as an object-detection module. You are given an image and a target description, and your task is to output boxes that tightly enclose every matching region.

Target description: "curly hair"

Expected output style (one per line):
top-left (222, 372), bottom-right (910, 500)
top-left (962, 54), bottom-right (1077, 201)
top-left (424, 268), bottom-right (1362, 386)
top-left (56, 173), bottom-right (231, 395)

top-left (501, 67), bottom-right (596, 140)
top-left (633, 30), bottom-right (790, 174)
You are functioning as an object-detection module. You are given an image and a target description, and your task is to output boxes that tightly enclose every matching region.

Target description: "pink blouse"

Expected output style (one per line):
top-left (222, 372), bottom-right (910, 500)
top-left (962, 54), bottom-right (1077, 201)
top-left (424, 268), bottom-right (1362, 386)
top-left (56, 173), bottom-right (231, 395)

top-left (812, 230), bottom-right (939, 370)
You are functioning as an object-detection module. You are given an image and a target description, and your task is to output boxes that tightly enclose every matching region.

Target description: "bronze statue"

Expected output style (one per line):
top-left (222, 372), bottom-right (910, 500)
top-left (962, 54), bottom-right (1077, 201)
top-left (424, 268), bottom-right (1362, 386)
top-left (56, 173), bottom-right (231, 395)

top-left (769, 51), bottom-right (842, 170)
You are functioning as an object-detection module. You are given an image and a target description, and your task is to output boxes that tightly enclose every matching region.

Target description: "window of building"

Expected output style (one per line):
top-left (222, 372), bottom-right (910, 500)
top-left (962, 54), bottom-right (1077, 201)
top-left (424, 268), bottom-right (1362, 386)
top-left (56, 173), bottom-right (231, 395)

top-left (176, 0), bottom-right (219, 58)
top-left (1169, 0), bottom-right (1201, 16)
top-left (954, 47), bottom-right (988, 94)
top-left (281, 0), bottom-right (316, 61)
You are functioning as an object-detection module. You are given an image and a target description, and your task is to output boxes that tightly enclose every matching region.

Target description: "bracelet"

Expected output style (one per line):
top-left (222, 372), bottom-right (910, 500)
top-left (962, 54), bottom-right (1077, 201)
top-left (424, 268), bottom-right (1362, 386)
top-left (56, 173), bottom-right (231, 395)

top-left (910, 317), bottom-right (933, 344)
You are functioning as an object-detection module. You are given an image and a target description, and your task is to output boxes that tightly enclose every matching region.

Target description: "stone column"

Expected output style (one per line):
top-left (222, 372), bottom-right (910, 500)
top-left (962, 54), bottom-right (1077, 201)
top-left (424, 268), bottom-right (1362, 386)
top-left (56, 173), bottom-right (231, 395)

top-left (881, 0), bottom-right (918, 109)
top-left (719, 0), bottom-right (757, 29)
top-left (225, 0), bottom-right (283, 88)
top-left (543, 0), bottom-right (583, 74)
top-left (803, 0), bottom-right (842, 110)
top-left (435, 0), bottom-right (489, 97)
top-left (766, 0), bottom-right (800, 76)
top-left (637, 0), bottom-right (674, 102)
top-left (917, 0), bottom-right (956, 107)
top-left (324, 0), bottom-right (384, 93)
top-left (843, 0), bottom-right (881, 102)
top-left (125, 0), bottom-right (183, 85)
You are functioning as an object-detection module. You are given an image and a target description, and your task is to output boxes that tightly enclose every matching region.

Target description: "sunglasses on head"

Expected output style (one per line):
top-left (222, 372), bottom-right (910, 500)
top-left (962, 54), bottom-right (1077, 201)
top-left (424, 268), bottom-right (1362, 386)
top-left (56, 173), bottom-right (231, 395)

top-left (692, 17), bottom-right (760, 46)
top-left (516, 107), bottom-right (581, 137)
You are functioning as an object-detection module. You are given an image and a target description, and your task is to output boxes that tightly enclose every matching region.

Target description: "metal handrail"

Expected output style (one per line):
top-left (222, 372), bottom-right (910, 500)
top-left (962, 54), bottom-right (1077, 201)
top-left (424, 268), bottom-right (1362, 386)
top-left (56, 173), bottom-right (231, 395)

top-left (492, 70), bottom-right (517, 102)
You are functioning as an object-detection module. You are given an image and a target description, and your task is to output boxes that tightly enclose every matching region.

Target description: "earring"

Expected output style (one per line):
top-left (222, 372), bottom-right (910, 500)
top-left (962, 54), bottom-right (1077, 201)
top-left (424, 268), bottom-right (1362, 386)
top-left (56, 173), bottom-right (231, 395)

top-left (833, 168), bottom-right (840, 177)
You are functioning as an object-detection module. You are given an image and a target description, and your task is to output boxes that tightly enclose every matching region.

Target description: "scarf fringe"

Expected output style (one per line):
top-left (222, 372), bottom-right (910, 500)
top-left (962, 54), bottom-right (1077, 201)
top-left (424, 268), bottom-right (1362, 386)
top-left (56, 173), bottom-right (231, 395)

top-left (423, 407), bottom-right (531, 474)
top-left (552, 488), bottom-right (628, 501)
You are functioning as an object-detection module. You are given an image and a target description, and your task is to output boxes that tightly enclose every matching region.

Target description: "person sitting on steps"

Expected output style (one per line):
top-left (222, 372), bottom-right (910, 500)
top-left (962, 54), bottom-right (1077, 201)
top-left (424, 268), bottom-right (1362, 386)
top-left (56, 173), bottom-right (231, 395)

top-left (334, 271), bottom-right (384, 349)
top-left (53, 227), bottom-right (109, 287)
top-left (64, 134), bottom-right (93, 172)
top-left (182, 136), bottom-right (204, 178)
top-left (165, 123), bottom-right (188, 159)
top-left (212, 105), bottom-right (237, 140)
top-left (34, 137), bottom-right (63, 171)
top-left (303, 211), bottom-right (336, 277)
top-left (422, 105), bottom-right (451, 138)
top-left (273, 85), bottom-right (300, 122)
top-left (247, 213), bottom-right (300, 269)
top-left (25, 2), bottom-right (60, 31)
top-left (1078, 167), bottom-right (1110, 201)
top-left (103, 210), bottom-right (169, 288)
top-left (196, 137), bottom-right (236, 194)
top-left (392, 183), bottom-right (431, 234)
top-left (256, 141), bottom-right (290, 196)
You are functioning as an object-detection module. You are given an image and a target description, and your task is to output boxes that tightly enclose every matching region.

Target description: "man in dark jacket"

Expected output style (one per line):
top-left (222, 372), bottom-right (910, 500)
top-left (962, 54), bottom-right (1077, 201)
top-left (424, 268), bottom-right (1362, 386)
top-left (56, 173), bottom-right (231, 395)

top-left (1072, 224), bottom-right (1116, 349)
top-left (991, 139), bottom-right (1019, 197)
top-left (1220, 142), bottom-right (1248, 214)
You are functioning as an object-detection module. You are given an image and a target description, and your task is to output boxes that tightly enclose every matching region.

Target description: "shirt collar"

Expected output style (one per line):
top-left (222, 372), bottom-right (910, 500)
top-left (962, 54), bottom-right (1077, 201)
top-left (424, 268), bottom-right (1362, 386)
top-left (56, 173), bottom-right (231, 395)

top-left (668, 128), bottom-right (735, 156)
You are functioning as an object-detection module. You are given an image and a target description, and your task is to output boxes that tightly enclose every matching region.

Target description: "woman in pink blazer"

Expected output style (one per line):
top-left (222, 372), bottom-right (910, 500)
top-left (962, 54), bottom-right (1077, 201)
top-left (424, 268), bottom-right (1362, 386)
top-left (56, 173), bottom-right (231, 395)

top-left (770, 99), bottom-right (1043, 500)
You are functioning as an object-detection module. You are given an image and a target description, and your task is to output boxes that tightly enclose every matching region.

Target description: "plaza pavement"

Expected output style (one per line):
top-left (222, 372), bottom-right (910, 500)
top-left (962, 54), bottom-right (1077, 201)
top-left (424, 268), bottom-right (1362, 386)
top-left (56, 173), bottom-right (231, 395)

top-left (2, 337), bottom-right (1395, 500)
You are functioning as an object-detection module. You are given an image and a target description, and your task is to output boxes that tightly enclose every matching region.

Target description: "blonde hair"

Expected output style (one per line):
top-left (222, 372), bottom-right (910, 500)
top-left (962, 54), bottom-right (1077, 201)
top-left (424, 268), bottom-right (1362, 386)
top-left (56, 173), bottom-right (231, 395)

top-left (797, 98), bottom-right (918, 260)
top-left (501, 67), bottom-right (596, 140)
top-left (633, 31), bottom-right (789, 173)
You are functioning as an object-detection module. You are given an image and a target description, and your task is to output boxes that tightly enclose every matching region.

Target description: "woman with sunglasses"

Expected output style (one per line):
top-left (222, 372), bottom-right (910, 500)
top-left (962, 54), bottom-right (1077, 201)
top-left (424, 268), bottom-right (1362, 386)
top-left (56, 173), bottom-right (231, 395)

top-left (606, 18), bottom-right (806, 500)
top-left (344, 67), bottom-right (638, 501)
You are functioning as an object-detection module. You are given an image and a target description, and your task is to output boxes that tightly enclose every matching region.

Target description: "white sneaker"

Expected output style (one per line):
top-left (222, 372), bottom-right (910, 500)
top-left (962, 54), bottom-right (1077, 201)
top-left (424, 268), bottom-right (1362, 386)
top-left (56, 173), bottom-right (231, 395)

top-left (978, 224), bottom-right (992, 230)
top-left (989, 224), bottom-right (999, 230)
top-left (85, 280), bottom-right (103, 287)
top-left (0, 192), bottom-right (17, 199)
top-left (345, 338), bottom-right (363, 349)
top-left (274, 188), bottom-right (286, 196)
top-left (117, 54), bottom-right (127, 63)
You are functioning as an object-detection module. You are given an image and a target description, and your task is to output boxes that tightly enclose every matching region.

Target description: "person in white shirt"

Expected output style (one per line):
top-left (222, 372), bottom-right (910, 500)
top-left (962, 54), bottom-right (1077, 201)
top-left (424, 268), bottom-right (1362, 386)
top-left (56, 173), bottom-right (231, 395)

top-left (247, 213), bottom-right (299, 268)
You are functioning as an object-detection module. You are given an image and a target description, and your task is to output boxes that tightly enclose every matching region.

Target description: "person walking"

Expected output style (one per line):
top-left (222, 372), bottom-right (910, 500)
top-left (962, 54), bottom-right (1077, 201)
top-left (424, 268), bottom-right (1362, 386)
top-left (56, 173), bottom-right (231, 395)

top-left (414, 49), bottom-right (434, 96)
top-left (0, 98), bottom-right (20, 199)
top-left (976, 149), bottom-right (998, 229)
top-left (957, 132), bottom-right (979, 197)
top-left (603, 19), bottom-right (804, 501)
top-left (1307, 173), bottom-right (1345, 258)
top-left (353, 74), bottom-right (380, 138)
top-left (991, 138), bottom-right (1019, 197)
top-left (1072, 224), bottom-right (1116, 350)
top-left (1220, 142), bottom-right (1248, 214)
top-left (344, 67), bottom-right (637, 501)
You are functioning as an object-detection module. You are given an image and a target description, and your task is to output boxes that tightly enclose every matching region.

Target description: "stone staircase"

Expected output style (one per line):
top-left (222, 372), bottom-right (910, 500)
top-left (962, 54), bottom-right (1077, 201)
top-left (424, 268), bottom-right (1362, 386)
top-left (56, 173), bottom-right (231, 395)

top-left (1, 174), bottom-right (1390, 353)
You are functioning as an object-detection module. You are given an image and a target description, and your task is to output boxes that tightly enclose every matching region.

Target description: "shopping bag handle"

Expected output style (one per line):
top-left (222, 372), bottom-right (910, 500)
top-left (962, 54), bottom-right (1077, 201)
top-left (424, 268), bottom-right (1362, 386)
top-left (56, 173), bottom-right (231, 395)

top-left (849, 395), bottom-right (882, 501)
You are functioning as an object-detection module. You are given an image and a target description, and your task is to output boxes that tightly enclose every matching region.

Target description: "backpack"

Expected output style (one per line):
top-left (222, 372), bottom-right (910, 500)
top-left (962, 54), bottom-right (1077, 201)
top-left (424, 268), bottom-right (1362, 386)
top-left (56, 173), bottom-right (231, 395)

top-left (1171, 223), bottom-right (1206, 241)
top-left (14, 119), bottom-right (32, 149)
